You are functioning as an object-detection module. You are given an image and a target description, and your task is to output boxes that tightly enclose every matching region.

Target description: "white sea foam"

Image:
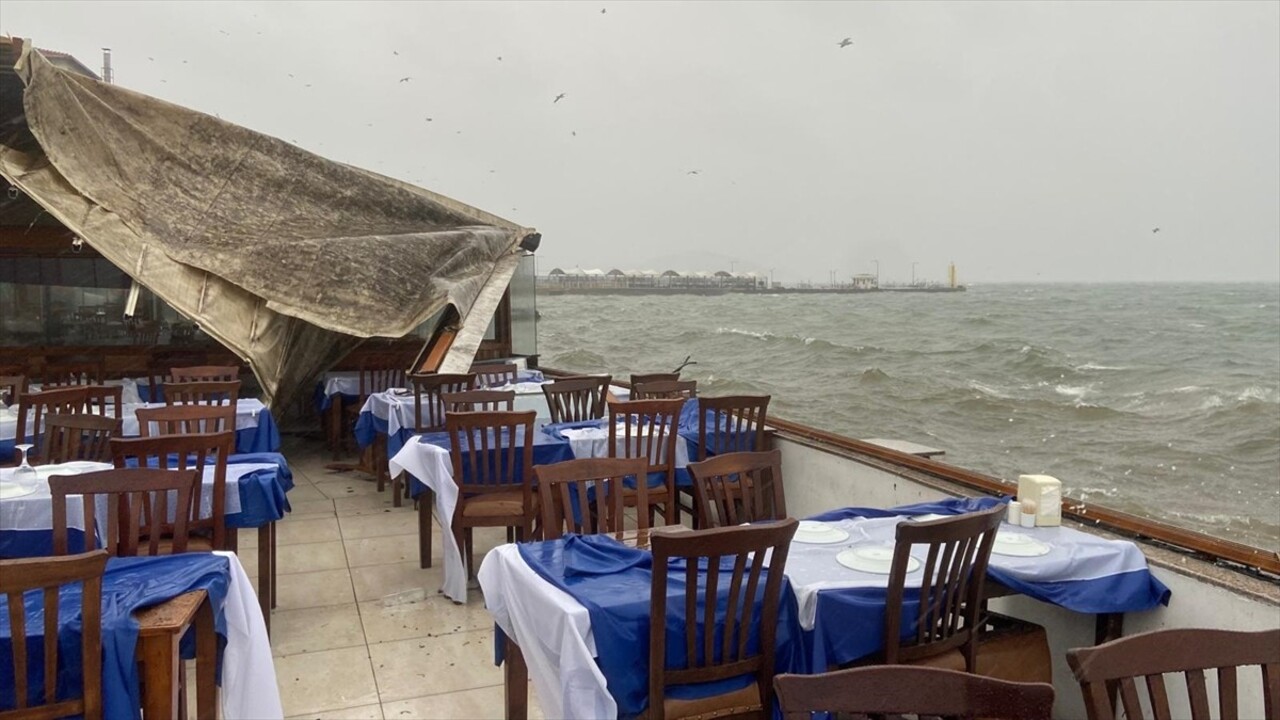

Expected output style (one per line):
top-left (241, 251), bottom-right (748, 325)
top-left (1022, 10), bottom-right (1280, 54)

top-left (715, 327), bottom-right (773, 340)
top-left (967, 380), bottom-right (1011, 399)
top-left (1076, 362), bottom-right (1129, 371)
top-left (1054, 384), bottom-right (1090, 399)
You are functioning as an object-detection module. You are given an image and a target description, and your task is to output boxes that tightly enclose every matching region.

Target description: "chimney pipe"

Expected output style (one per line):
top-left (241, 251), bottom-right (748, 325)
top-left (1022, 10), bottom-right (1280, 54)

top-left (102, 48), bottom-right (113, 84)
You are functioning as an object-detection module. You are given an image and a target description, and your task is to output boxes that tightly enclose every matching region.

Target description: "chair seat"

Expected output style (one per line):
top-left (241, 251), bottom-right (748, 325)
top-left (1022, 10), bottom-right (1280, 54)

top-left (462, 491), bottom-right (532, 518)
top-left (151, 535), bottom-right (216, 554)
top-left (852, 613), bottom-right (1052, 685)
top-left (660, 681), bottom-right (761, 720)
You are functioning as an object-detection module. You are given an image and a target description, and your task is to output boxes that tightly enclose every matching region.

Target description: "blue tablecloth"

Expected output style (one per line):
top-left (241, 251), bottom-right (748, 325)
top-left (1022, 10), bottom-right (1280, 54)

top-left (404, 422), bottom-right (575, 500)
top-left (801, 497), bottom-right (1173, 669)
top-left (0, 553), bottom-right (230, 720)
top-left (517, 534), bottom-right (802, 718)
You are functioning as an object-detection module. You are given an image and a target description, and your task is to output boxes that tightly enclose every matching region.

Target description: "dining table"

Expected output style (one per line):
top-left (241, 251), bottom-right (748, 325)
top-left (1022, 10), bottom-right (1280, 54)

top-left (0, 455), bottom-right (294, 631)
top-left (0, 550), bottom-right (280, 720)
top-left (477, 496), bottom-right (1173, 720)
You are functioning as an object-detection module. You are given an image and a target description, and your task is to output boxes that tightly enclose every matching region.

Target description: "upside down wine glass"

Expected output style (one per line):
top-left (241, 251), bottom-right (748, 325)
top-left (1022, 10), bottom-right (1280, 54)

top-left (12, 443), bottom-right (37, 488)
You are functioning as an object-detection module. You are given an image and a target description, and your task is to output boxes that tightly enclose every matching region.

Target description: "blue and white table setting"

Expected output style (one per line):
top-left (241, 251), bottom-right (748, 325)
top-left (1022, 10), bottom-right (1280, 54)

top-left (796, 497), bottom-right (1172, 670)
top-left (0, 397), bottom-right (281, 461)
top-left (387, 422), bottom-right (575, 603)
top-left (0, 551), bottom-right (281, 719)
top-left (320, 367), bottom-right (547, 415)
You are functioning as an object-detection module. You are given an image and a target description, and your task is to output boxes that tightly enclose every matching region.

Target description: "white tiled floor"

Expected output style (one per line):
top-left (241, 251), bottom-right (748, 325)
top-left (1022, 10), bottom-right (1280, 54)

top-left (245, 435), bottom-right (540, 720)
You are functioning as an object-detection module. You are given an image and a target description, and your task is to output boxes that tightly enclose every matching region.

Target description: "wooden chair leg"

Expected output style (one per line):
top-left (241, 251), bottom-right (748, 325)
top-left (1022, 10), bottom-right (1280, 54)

top-left (504, 634), bottom-right (529, 720)
top-left (374, 436), bottom-right (387, 493)
top-left (463, 528), bottom-right (475, 580)
top-left (419, 492), bottom-right (433, 568)
top-left (195, 599), bottom-right (218, 720)
top-left (269, 521), bottom-right (278, 609)
top-left (257, 523), bottom-right (272, 634)
top-left (139, 631), bottom-right (180, 719)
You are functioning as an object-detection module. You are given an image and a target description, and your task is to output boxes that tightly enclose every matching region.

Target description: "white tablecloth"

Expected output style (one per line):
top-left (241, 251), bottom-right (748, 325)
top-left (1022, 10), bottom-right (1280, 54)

top-left (0, 399), bottom-right (265, 442)
top-left (0, 462), bottom-right (278, 532)
top-left (214, 550), bottom-right (283, 719)
top-left (388, 440), bottom-right (469, 602)
top-left (558, 424), bottom-right (690, 469)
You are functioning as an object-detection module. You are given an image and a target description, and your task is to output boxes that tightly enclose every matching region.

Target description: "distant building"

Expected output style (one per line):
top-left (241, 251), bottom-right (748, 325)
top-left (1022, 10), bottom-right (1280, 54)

top-left (851, 273), bottom-right (878, 290)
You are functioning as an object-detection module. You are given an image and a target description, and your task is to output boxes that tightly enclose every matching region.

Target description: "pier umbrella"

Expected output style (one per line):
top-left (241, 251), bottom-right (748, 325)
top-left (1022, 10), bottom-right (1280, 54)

top-left (0, 39), bottom-right (534, 411)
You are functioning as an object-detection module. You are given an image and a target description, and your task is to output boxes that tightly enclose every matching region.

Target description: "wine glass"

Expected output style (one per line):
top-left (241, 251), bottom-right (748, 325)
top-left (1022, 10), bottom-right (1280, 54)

top-left (12, 443), bottom-right (37, 488)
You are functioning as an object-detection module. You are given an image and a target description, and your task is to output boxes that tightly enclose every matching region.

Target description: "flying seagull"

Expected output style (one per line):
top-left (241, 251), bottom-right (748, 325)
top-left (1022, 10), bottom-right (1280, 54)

top-left (686, 170), bottom-right (700, 175)
top-left (425, 117), bottom-right (433, 122)
top-left (554, 93), bottom-right (566, 103)
top-left (147, 56), bottom-right (154, 61)
top-left (571, 130), bottom-right (577, 136)
top-left (838, 37), bottom-right (853, 48)
top-left (601, 7), bottom-right (606, 13)
top-left (497, 56), bottom-right (503, 61)
top-left (399, 77), bottom-right (412, 83)
top-left (393, 50), bottom-right (399, 56)
top-left (1152, 227), bottom-right (1161, 233)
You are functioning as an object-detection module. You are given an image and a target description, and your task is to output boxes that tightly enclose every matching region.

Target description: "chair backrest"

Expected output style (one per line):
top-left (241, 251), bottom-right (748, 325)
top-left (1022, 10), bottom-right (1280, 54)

top-left (43, 413), bottom-right (119, 464)
top-left (441, 389), bottom-right (516, 413)
top-left (774, 666), bottom-right (1055, 720)
top-left (884, 504), bottom-right (1006, 670)
top-left (446, 410), bottom-right (536, 500)
top-left (164, 380), bottom-right (240, 406)
top-left (40, 361), bottom-right (104, 387)
top-left (649, 518), bottom-right (799, 720)
top-left (135, 404), bottom-right (236, 436)
top-left (50, 468), bottom-right (200, 556)
top-left (170, 365), bottom-right (239, 382)
top-left (0, 373), bottom-right (28, 405)
top-left (689, 449), bottom-right (787, 528)
top-left (608, 398), bottom-right (684, 476)
top-left (629, 372), bottom-right (679, 388)
top-left (633, 379), bottom-right (698, 400)
top-left (534, 457), bottom-right (650, 540)
top-left (1066, 628), bottom-right (1280, 720)
top-left (470, 362), bottom-right (519, 388)
top-left (109, 432), bottom-right (234, 550)
top-left (15, 386), bottom-right (91, 462)
top-left (82, 384), bottom-right (122, 420)
top-left (411, 373), bottom-right (477, 432)
top-left (543, 375), bottom-right (612, 423)
top-left (357, 355), bottom-right (408, 399)
top-left (0, 551), bottom-right (107, 720)
top-left (697, 395), bottom-right (770, 460)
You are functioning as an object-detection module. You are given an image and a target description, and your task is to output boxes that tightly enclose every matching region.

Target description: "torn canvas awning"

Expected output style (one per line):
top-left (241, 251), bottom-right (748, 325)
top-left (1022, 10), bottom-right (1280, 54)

top-left (0, 39), bottom-right (533, 410)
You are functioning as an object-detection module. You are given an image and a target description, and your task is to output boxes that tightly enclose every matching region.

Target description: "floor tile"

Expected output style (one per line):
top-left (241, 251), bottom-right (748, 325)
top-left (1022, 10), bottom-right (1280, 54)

top-left (287, 704), bottom-right (383, 720)
top-left (344, 534), bottom-right (421, 568)
top-left (333, 493), bottom-right (403, 516)
top-left (349, 561), bottom-right (444, 603)
top-left (339, 512), bottom-right (421, 540)
top-left (315, 478), bottom-right (384, 500)
top-left (368, 629), bottom-right (501, 702)
top-left (358, 595), bottom-right (491, 645)
top-left (380, 684), bottom-right (546, 720)
top-left (287, 485), bottom-right (330, 503)
top-left (286, 498), bottom-right (337, 518)
top-left (276, 540), bottom-right (348, 575)
top-left (275, 646), bottom-right (380, 716)
top-left (271, 603), bottom-right (367, 657)
top-left (275, 568), bottom-right (356, 610)
top-left (278, 517), bottom-right (342, 546)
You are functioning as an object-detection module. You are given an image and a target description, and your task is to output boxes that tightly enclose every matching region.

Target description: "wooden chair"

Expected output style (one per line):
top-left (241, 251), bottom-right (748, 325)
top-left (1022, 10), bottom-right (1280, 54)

top-left (534, 457), bottom-right (650, 540)
top-left (43, 413), bottom-right (119, 464)
top-left (1066, 628), bottom-right (1280, 720)
top-left (40, 361), bottom-right (104, 387)
top-left (334, 355), bottom-right (408, 459)
top-left (688, 449), bottom-right (787, 528)
top-left (633, 379), bottom-right (698, 400)
top-left (411, 373), bottom-right (477, 432)
top-left (442, 389), bottom-right (516, 413)
top-left (445, 410), bottom-right (537, 579)
top-left (696, 395), bottom-right (771, 460)
top-left (607, 398), bottom-right (685, 524)
top-left (15, 386), bottom-right (90, 463)
top-left (136, 404), bottom-right (236, 436)
top-left (50, 467), bottom-right (200, 556)
top-left (470, 362), bottom-right (519, 388)
top-left (774, 666), bottom-right (1055, 720)
top-left (543, 375), bottom-right (612, 423)
top-left (880, 504), bottom-right (1006, 671)
top-left (83, 384), bottom-right (123, 420)
top-left (648, 518), bottom-right (799, 720)
top-left (170, 365), bottom-right (239, 382)
top-left (109, 432), bottom-right (234, 551)
top-left (0, 373), bottom-right (28, 405)
top-left (0, 550), bottom-right (108, 720)
top-left (165, 380), bottom-right (240, 406)
top-left (629, 372), bottom-right (679, 388)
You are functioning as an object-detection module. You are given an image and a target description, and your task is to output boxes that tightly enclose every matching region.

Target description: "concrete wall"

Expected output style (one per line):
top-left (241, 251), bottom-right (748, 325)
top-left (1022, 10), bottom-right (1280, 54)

top-left (773, 433), bottom-right (1280, 720)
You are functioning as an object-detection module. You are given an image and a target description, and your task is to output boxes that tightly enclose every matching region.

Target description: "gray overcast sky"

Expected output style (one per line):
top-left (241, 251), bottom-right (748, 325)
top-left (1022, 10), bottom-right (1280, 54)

top-left (4, 1), bottom-right (1278, 284)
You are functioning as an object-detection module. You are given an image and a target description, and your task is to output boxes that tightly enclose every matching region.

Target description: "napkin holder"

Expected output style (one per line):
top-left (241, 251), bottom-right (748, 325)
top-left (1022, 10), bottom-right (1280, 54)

top-left (1017, 474), bottom-right (1062, 527)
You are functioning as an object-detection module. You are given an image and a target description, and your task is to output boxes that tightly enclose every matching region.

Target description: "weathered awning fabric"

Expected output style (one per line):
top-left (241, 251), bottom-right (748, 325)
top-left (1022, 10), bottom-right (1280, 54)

top-left (0, 41), bottom-right (532, 410)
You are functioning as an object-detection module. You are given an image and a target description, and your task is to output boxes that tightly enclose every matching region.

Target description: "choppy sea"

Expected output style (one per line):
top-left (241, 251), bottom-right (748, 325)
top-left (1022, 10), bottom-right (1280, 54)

top-left (536, 283), bottom-right (1280, 550)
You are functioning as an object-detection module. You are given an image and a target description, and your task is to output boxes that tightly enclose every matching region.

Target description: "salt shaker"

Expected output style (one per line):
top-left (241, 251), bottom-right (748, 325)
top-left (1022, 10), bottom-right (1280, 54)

top-left (1019, 498), bottom-right (1038, 528)
top-left (1006, 501), bottom-right (1023, 526)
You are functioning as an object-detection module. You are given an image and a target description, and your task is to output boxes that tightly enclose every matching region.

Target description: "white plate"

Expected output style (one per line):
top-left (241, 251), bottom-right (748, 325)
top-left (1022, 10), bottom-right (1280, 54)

top-left (992, 532), bottom-right (1052, 557)
top-left (910, 513), bottom-right (950, 522)
top-left (0, 481), bottom-right (38, 499)
top-left (836, 545), bottom-right (921, 574)
top-left (794, 521), bottom-right (850, 545)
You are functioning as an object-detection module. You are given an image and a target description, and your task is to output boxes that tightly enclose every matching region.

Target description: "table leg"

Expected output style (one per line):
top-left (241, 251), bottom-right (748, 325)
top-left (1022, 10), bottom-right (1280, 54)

top-left (139, 630), bottom-right (181, 719)
top-left (1095, 612), bottom-right (1123, 644)
top-left (195, 598), bottom-right (218, 720)
top-left (270, 520), bottom-right (278, 608)
top-left (258, 523), bottom-right (272, 634)
top-left (504, 635), bottom-right (529, 720)
top-left (419, 489), bottom-right (434, 568)
top-left (328, 397), bottom-right (342, 460)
